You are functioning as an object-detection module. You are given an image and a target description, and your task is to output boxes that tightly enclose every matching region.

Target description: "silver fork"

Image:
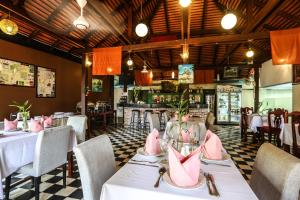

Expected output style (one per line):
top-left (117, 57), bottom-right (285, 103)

top-left (130, 159), bottom-right (159, 164)
top-left (204, 172), bottom-right (220, 197)
top-left (208, 173), bottom-right (220, 197)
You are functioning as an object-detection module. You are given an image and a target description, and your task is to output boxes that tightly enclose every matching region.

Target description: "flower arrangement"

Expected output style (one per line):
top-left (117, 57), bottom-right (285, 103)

top-left (9, 100), bottom-right (31, 130)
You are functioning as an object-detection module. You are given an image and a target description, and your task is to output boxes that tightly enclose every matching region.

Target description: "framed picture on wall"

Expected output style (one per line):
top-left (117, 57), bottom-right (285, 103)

top-left (92, 78), bottom-right (103, 92)
top-left (36, 67), bottom-right (56, 98)
top-left (293, 64), bottom-right (300, 83)
top-left (0, 57), bottom-right (35, 87)
top-left (223, 66), bottom-right (239, 78)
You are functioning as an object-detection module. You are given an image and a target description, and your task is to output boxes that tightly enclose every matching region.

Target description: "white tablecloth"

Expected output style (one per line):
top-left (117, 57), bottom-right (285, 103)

top-left (0, 129), bottom-right (77, 198)
top-left (100, 154), bottom-right (258, 200)
top-left (280, 123), bottom-right (300, 146)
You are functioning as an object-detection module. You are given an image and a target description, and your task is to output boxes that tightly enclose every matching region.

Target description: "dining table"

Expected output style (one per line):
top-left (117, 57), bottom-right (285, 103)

top-left (100, 153), bottom-right (258, 200)
top-left (280, 123), bottom-right (300, 146)
top-left (0, 128), bottom-right (77, 199)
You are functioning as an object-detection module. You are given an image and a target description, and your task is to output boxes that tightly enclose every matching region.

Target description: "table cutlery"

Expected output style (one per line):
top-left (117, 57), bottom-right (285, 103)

top-left (154, 167), bottom-right (167, 188)
top-left (131, 159), bottom-right (159, 164)
top-left (201, 160), bottom-right (231, 167)
top-left (204, 172), bottom-right (213, 196)
top-left (127, 162), bottom-right (159, 168)
top-left (208, 173), bottom-right (220, 197)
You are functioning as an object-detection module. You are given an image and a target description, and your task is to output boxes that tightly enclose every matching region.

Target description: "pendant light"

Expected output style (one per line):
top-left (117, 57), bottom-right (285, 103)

top-left (179, 0), bottom-right (191, 8)
top-left (127, 52), bottom-right (133, 67)
top-left (246, 47), bottom-right (254, 58)
top-left (141, 61), bottom-right (148, 73)
top-left (180, 39), bottom-right (189, 61)
top-left (73, 0), bottom-right (89, 30)
top-left (0, 12), bottom-right (18, 35)
top-left (221, 12), bottom-right (237, 30)
top-left (135, 0), bottom-right (148, 37)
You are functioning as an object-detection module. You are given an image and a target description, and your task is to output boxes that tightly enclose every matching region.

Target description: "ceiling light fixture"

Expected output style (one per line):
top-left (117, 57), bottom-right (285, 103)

top-left (73, 0), bottom-right (89, 30)
top-left (221, 12), bottom-right (237, 30)
top-left (246, 48), bottom-right (254, 58)
top-left (141, 61), bottom-right (148, 73)
top-left (179, 0), bottom-right (191, 8)
top-left (127, 52), bottom-right (133, 67)
top-left (0, 12), bottom-right (18, 35)
top-left (135, 0), bottom-right (148, 37)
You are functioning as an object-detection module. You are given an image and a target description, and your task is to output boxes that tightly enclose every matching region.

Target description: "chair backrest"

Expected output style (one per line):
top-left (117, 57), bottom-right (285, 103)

top-left (250, 143), bottom-right (300, 200)
top-left (290, 112), bottom-right (300, 156)
top-left (67, 115), bottom-right (87, 143)
top-left (205, 112), bottom-right (215, 130)
top-left (33, 126), bottom-right (71, 176)
top-left (241, 107), bottom-right (253, 127)
top-left (268, 109), bottom-right (285, 129)
top-left (74, 135), bottom-right (116, 200)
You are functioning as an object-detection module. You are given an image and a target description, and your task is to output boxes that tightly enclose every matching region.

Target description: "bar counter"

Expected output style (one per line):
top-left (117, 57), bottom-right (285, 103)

top-left (118, 103), bottom-right (209, 126)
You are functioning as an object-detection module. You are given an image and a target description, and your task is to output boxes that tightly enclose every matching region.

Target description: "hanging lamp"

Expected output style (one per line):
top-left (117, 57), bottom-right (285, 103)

top-left (221, 12), bottom-right (237, 30)
top-left (141, 61), bottom-right (148, 73)
top-left (180, 39), bottom-right (189, 61)
top-left (0, 12), bottom-right (18, 35)
top-left (127, 52), bottom-right (133, 67)
top-left (73, 0), bottom-right (89, 30)
top-left (246, 48), bottom-right (254, 58)
top-left (179, 0), bottom-right (191, 8)
top-left (135, 0), bottom-right (148, 37)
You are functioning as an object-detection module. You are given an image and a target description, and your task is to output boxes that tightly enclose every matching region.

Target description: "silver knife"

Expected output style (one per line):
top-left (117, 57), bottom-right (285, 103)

top-left (209, 173), bottom-right (220, 197)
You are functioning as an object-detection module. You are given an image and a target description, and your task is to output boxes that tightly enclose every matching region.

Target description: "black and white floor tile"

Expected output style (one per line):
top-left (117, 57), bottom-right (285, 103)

top-left (4, 125), bottom-right (260, 199)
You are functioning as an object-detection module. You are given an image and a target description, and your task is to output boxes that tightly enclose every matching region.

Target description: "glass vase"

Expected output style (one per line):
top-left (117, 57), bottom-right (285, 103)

top-left (22, 113), bottom-right (29, 131)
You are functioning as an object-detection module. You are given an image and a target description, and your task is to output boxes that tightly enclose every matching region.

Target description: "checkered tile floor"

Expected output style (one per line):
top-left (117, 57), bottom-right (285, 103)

top-left (4, 125), bottom-right (259, 199)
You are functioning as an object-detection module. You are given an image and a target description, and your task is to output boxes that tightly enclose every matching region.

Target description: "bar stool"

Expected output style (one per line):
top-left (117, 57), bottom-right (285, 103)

top-left (128, 109), bottom-right (141, 134)
top-left (143, 110), bottom-right (153, 133)
top-left (159, 110), bottom-right (167, 131)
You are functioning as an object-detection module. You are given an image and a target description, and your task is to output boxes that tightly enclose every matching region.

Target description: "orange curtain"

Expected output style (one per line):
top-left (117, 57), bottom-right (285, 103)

top-left (134, 71), bottom-right (153, 86)
top-left (92, 47), bottom-right (122, 75)
top-left (271, 27), bottom-right (300, 65)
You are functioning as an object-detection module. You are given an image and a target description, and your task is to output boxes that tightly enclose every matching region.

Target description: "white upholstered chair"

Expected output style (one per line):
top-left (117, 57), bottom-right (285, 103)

top-left (74, 134), bottom-right (116, 200)
top-left (67, 115), bottom-right (87, 143)
top-left (250, 143), bottom-right (300, 200)
top-left (147, 113), bottom-right (160, 133)
top-left (5, 126), bottom-right (71, 200)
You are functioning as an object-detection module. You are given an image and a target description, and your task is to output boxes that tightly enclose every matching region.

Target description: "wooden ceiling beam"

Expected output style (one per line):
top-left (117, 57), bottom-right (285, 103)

top-left (201, 0), bottom-right (207, 30)
top-left (46, 0), bottom-right (69, 23)
top-left (122, 32), bottom-right (270, 52)
top-left (217, 0), bottom-right (282, 65)
top-left (277, 10), bottom-right (300, 25)
top-left (212, 44), bottom-right (219, 65)
top-left (263, 24), bottom-right (278, 30)
top-left (0, 0), bottom-right (85, 48)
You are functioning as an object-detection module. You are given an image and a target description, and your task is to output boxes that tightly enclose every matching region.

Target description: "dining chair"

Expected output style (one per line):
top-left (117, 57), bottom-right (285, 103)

top-left (240, 107), bottom-right (253, 141)
top-left (260, 109), bottom-right (286, 147)
top-left (250, 143), bottom-right (300, 200)
top-left (66, 115), bottom-right (88, 144)
top-left (205, 112), bottom-right (215, 130)
top-left (146, 113), bottom-right (160, 133)
top-left (74, 135), bottom-right (116, 200)
top-left (290, 111), bottom-right (300, 158)
top-left (5, 126), bottom-right (71, 200)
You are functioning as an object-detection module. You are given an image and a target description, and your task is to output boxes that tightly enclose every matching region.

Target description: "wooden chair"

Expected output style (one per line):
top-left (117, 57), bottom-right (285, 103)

top-left (260, 108), bottom-right (287, 147)
top-left (240, 107), bottom-right (253, 142)
top-left (290, 111), bottom-right (300, 158)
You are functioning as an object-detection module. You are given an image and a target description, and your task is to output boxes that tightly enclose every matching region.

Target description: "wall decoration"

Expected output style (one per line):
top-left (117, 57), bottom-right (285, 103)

top-left (37, 67), bottom-right (56, 98)
top-left (223, 66), bottom-right (239, 78)
top-left (92, 78), bottom-right (103, 92)
top-left (293, 65), bottom-right (300, 83)
top-left (0, 58), bottom-right (34, 87)
top-left (178, 64), bottom-right (194, 83)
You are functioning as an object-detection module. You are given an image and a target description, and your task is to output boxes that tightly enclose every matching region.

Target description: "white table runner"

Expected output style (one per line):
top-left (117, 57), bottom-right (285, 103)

top-left (100, 154), bottom-right (258, 200)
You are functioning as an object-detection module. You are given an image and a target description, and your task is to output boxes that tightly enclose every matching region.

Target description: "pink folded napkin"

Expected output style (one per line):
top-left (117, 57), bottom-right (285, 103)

top-left (4, 118), bottom-right (18, 131)
top-left (200, 130), bottom-right (223, 160)
top-left (168, 145), bottom-right (201, 187)
top-left (145, 128), bottom-right (161, 155)
top-left (181, 126), bottom-right (193, 143)
top-left (41, 115), bottom-right (53, 128)
top-left (30, 119), bottom-right (44, 133)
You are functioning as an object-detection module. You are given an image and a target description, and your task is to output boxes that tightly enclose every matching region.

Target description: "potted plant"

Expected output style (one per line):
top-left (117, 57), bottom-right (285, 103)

top-left (9, 100), bottom-right (31, 131)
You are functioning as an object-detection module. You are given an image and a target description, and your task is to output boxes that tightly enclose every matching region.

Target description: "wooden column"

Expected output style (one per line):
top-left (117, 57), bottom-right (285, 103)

top-left (81, 53), bottom-right (87, 115)
top-left (254, 68), bottom-right (260, 112)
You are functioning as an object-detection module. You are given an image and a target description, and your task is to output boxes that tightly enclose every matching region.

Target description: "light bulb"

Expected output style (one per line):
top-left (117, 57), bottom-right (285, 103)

top-left (6, 26), bottom-right (13, 33)
top-left (246, 49), bottom-right (254, 58)
top-left (221, 13), bottom-right (237, 30)
top-left (135, 23), bottom-right (148, 37)
top-left (179, 0), bottom-right (191, 7)
top-left (127, 57), bottom-right (133, 66)
top-left (172, 71), bottom-right (175, 79)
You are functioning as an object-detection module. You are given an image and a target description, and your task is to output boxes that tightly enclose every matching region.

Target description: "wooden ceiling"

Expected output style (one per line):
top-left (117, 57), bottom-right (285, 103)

top-left (0, 0), bottom-right (299, 73)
